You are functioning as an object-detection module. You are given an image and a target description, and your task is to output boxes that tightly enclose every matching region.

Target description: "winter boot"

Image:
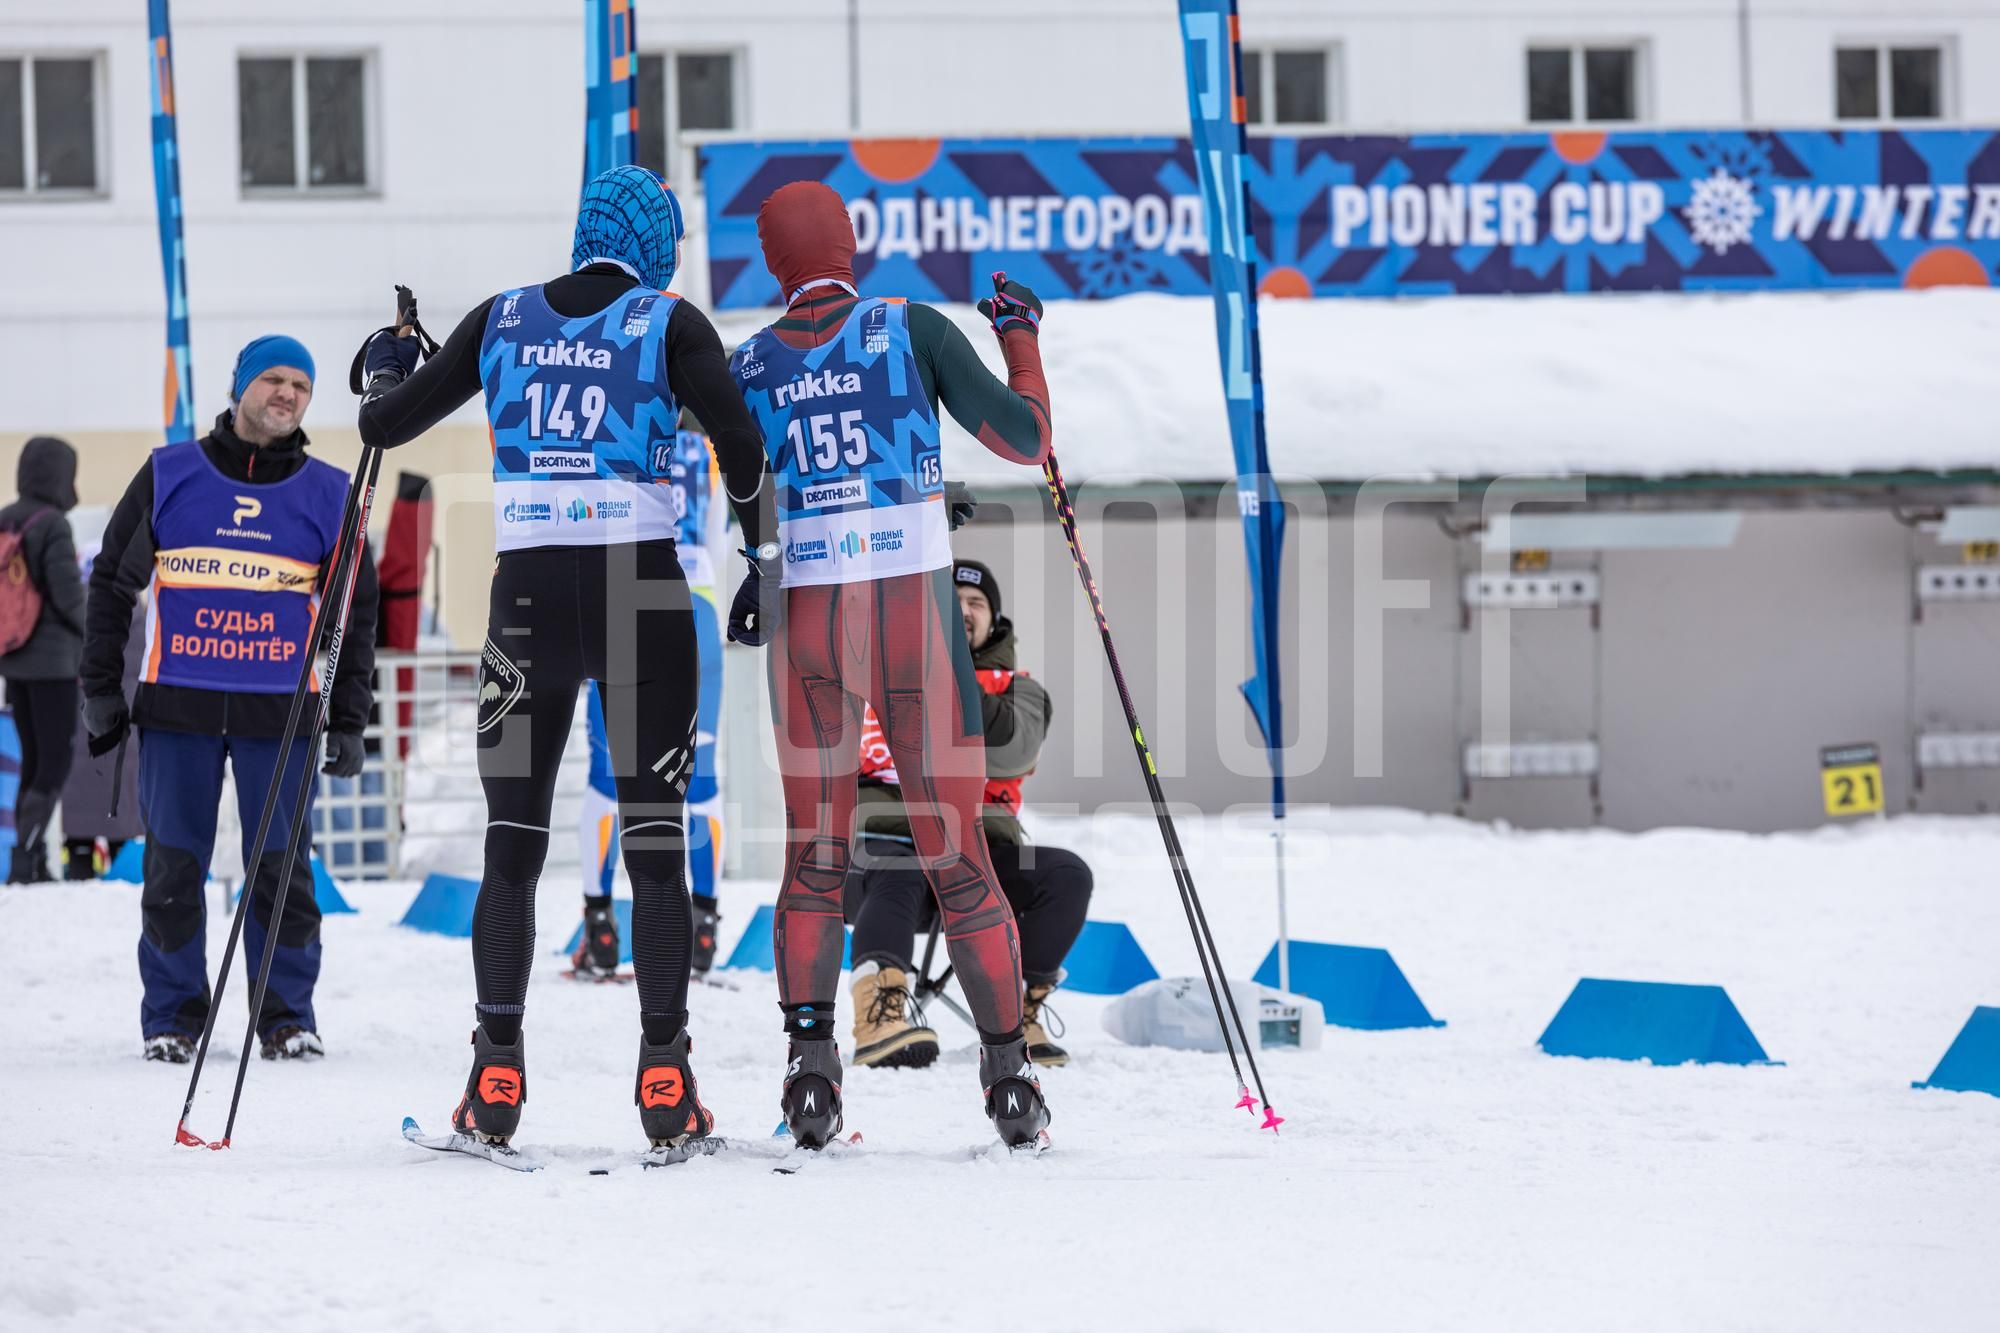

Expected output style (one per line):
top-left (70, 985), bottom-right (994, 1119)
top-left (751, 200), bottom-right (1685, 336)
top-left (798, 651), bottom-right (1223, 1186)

top-left (260, 1026), bottom-right (326, 1061)
top-left (144, 1033), bottom-right (195, 1064)
top-left (571, 897), bottom-right (621, 977)
top-left (452, 1026), bottom-right (526, 1144)
top-left (635, 1030), bottom-right (715, 1147)
top-left (850, 961), bottom-right (939, 1069)
top-left (980, 1035), bottom-right (1052, 1149)
top-left (780, 1037), bottom-right (845, 1149)
top-left (689, 902), bottom-right (722, 977)
top-left (1023, 980), bottom-right (1070, 1067)
top-left (64, 839), bottom-right (97, 881)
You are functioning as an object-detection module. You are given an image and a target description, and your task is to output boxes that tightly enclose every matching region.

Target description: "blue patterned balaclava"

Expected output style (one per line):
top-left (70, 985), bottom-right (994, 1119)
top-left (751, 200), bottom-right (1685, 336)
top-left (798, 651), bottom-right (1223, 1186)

top-left (572, 165), bottom-right (685, 290)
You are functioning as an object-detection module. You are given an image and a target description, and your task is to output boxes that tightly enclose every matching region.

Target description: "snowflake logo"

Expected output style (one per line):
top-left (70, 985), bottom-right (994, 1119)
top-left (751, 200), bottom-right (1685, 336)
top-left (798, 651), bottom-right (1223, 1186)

top-left (1684, 168), bottom-right (1762, 254)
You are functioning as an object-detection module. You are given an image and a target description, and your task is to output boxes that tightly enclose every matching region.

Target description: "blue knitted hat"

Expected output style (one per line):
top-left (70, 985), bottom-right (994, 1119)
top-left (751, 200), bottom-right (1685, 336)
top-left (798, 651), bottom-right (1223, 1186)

top-left (231, 334), bottom-right (316, 401)
top-left (572, 165), bottom-right (685, 290)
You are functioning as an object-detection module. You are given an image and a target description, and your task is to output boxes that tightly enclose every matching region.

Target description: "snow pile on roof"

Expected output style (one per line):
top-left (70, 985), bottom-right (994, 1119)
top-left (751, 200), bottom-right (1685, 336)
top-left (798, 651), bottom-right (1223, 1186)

top-left (730, 287), bottom-right (2000, 486)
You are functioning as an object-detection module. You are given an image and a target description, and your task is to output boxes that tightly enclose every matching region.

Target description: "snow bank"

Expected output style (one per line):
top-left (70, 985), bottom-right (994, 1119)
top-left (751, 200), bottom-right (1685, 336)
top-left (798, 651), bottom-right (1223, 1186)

top-left (728, 288), bottom-right (2000, 485)
top-left (6, 810), bottom-right (1998, 1331)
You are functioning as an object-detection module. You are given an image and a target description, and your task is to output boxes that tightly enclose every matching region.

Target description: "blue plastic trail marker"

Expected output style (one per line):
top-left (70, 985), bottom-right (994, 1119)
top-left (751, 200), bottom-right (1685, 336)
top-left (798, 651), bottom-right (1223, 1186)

top-left (1537, 979), bottom-right (1774, 1066)
top-left (1059, 920), bottom-right (1160, 996)
top-left (1913, 1006), bottom-right (2000, 1097)
top-left (1252, 940), bottom-right (1444, 1031)
top-left (398, 873), bottom-right (480, 938)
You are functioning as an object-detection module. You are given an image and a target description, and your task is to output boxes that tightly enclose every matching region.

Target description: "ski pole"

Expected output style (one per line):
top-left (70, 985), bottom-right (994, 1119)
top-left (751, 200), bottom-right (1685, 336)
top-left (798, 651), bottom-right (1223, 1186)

top-left (999, 275), bottom-right (1280, 1133)
top-left (214, 441), bottom-right (384, 1145)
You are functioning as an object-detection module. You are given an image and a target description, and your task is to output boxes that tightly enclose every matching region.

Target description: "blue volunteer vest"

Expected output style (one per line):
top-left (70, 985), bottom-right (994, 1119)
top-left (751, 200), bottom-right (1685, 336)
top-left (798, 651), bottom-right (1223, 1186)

top-left (480, 284), bottom-right (684, 552)
top-left (730, 297), bottom-right (949, 586)
top-left (145, 441), bottom-right (349, 694)
top-left (668, 428), bottom-right (720, 588)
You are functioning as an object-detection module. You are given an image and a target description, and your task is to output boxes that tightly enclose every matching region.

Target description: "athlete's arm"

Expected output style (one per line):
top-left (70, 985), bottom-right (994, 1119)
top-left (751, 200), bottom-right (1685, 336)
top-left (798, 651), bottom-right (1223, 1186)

top-left (82, 462), bottom-right (155, 701)
top-left (908, 304), bottom-right (1052, 466)
top-left (982, 674), bottom-right (1051, 781)
top-left (356, 298), bottom-right (494, 450)
top-left (665, 302), bottom-right (776, 553)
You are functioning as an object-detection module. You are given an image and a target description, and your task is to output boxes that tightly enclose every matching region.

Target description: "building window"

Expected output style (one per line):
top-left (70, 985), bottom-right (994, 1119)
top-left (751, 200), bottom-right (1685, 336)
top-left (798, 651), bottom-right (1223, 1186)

top-left (238, 54), bottom-right (372, 193)
top-left (1836, 44), bottom-right (1946, 120)
top-left (636, 51), bottom-right (742, 183)
top-left (1240, 47), bottom-right (1337, 126)
top-left (0, 54), bottom-right (104, 196)
top-left (1526, 44), bottom-right (1640, 123)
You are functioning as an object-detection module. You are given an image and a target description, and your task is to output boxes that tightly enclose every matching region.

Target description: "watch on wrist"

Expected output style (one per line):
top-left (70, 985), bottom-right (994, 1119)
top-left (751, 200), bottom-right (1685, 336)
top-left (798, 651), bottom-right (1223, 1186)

top-left (750, 542), bottom-right (780, 565)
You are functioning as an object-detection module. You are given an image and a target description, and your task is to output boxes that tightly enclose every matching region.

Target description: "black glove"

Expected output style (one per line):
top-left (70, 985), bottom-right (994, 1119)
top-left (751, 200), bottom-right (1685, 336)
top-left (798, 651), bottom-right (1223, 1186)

top-left (350, 328), bottom-right (419, 394)
top-left (976, 271), bottom-right (1042, 338)
top-left (726, 549), bottom-right (783, 648)
top-left (83, 693), bottom-right (130, 759)
top-left (322, 731), bottom-right (365, 779)
top-left (944, 481), bottom-right (977, 531)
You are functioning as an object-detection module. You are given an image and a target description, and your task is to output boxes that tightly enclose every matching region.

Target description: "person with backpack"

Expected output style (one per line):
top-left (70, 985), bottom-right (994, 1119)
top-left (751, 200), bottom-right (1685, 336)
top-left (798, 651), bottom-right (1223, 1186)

top-left (0, 436), bottom-right (87, 883)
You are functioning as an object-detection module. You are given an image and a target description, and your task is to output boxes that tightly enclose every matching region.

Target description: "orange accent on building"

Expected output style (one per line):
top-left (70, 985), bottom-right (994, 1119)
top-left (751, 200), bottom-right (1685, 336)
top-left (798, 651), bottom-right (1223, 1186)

top-left (1551, 131), bottom-right (1607, 165)
top-left (640, 1067), bottom-right (686, 1108)
top-left (1904, 245), bottom-right (1991, 289)
top-left (851, 138), bottom-right (942, 183)
top-left (1259, 266), bottom-right (1312, 299)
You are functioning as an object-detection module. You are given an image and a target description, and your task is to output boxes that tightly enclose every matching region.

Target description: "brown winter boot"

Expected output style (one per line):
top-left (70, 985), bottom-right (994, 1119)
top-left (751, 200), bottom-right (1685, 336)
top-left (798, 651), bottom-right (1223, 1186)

top-left (850, 962), bottom-right (939, 1069)
top-left (1023, 980), bottom-right (1070, 1067)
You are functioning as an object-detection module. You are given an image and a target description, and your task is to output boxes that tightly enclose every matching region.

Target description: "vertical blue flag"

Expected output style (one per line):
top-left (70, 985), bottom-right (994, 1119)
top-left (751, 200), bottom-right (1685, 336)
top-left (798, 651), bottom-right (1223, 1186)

top-left (1177, 1), bottom-right (1286, 816)
top-left (147, 0), bottom-right (195, 445)
top-left (583, 0), bottom-right (637, 182)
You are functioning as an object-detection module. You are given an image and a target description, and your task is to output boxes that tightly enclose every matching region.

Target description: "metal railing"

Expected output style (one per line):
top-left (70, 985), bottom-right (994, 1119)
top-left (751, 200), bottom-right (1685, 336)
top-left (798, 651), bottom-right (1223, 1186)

top-left (308, 650), bottom-right (599, 881)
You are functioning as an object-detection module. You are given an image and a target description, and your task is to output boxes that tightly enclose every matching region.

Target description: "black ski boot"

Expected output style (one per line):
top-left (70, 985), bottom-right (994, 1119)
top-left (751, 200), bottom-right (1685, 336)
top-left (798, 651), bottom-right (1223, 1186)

top-left (980, 1036), bottom-right (1052, 1150)
top-left (780, 1037), bottom-right (844, 1149)
top-left (689, 902), bottom-right (721, 977)
top-left (144, 1033), bottom-right (195, 1063)
top-left (570, 897), bottom-right (620, 977)
top-left (635, 1030), bottom-right (714, 1148)
top-left (260, 1026), bottom-right (325, 1060)
top-left (452, 1026), bottom-right (526, 1144)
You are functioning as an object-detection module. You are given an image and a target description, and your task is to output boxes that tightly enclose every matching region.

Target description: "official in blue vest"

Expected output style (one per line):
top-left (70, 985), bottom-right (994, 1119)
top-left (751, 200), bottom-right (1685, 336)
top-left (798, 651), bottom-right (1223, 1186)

top-left (83, 336), bottom-right (378, 1065)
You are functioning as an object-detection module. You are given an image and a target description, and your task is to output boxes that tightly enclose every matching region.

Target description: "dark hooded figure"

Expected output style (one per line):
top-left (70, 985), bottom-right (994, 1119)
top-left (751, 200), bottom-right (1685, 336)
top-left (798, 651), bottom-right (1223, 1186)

top-left (0, 435), bottom-right (86, 882)
top-left (725, 180), bottom-right (1058, 1151)
top-left (355, 164), bottom-right (776, 1157)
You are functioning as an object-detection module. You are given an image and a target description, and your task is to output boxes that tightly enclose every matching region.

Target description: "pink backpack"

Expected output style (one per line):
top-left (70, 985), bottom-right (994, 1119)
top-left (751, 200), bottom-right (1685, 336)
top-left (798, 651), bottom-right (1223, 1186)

top-left (0, 509), bottom-right (54, 655)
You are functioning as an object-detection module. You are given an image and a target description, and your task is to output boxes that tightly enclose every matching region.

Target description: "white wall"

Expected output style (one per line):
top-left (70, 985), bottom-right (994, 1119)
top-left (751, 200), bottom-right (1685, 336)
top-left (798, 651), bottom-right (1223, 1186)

top-left (4, 0), bottom-right (2000, 441)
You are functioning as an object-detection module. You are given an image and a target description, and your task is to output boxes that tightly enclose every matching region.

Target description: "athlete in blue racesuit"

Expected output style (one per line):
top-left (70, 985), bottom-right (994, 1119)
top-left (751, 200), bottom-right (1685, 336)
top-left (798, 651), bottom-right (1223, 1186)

top-left (570, 428), bottom-right (728, 980)
top-left (355, 167), bottom-right (775, 1151)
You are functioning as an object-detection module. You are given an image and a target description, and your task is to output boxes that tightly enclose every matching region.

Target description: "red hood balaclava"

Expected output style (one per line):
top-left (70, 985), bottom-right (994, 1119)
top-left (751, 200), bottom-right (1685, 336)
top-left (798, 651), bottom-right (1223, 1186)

top-left (758, 181), bottom-right (856, 304)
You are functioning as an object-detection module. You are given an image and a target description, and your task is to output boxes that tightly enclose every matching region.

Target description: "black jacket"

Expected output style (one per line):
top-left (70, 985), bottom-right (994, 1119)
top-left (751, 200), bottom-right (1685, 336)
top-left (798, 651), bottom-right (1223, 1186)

top-left (83, 412), bottom-right (378, 737)
top-left (0, 436), bottom-right (86, 682)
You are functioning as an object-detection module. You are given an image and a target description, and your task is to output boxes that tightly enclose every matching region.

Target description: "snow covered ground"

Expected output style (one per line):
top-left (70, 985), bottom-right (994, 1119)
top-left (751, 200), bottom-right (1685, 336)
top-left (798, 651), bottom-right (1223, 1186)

top-left (716, 287), bottom-right (2000, 486)
top-left (5, 807), bottom-right (1999, 1332)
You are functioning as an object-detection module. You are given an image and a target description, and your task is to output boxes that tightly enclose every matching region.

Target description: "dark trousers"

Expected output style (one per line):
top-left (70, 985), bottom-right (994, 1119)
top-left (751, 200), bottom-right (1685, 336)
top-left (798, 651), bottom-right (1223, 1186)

top-left (475, 541), bottom-right (700, 1029)
top-left (848, 834), bottom-right (1095, 986)
top-left (137, 727), bottom-right (321, 1039)
top-left (7, 677), bottom-right (78, 862)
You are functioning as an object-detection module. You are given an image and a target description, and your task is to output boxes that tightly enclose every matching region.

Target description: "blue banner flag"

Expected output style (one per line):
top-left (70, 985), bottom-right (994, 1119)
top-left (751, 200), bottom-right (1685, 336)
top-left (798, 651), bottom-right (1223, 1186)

top-left (699, 129), bottom-right (2000, 307)
top-left (147, 0), bottom-right (194, 444)
top-left (583, 0), bottom-right (636, 181)
top-left (1178, 0), bottom-right (1285, 815)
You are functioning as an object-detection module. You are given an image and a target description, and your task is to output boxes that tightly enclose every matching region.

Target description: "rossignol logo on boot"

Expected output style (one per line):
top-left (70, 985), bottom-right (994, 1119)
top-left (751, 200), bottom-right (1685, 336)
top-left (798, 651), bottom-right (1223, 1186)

top-left (773, 369), bottom-right (861, 406)
top-left (519, 340), bottom-right (612, 369)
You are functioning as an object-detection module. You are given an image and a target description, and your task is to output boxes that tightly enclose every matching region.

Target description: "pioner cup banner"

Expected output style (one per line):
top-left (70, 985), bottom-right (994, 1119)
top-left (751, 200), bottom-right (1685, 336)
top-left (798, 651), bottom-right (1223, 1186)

top-left (701, 129), bottom-right (2000, 307)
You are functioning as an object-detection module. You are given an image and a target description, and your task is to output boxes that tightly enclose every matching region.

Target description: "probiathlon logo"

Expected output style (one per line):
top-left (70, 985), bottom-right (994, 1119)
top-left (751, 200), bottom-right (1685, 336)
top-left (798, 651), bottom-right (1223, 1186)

top-left (477, 638), bottom-right (526, 733)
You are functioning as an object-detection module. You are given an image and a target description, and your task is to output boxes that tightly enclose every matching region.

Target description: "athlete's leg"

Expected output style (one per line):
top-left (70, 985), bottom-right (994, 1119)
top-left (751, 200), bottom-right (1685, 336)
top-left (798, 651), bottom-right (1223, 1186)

top-left (588, 541), bottom-right (701, 1040)
top-left (769, 580), bottom-right (865, 1028)
top-left (684, 586), bottom-right (724, 910)
top-left (577, 684), bottom-right (620, 899)
top-left (868, 569), bottom-right (1024, 1038)
top-left (473, 548), bottom-right (586, 1041)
